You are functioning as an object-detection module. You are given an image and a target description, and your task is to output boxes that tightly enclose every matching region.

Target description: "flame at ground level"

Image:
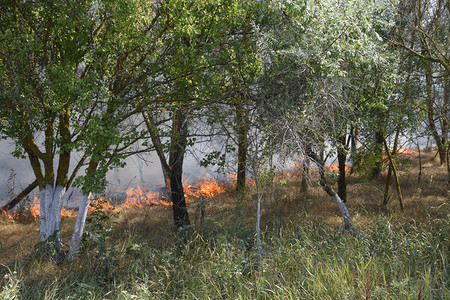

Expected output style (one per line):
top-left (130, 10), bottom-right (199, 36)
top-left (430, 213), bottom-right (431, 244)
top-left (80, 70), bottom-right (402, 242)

top-left (1, 178), bottom-right (230, 223)
top-left (1, 195), bottom-right (78, 223)
top-left (325, 164), bottom-right (351, 173)
top-left (2, 160), bottom-right (362, 223)
top-left (395, 148), bottom-right (419, 157)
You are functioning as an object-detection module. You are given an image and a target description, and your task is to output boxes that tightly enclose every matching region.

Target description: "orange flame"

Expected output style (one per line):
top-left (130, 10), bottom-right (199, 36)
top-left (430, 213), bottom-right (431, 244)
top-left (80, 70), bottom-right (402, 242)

top-left (1, 177), bottom-right (230, 223)
top-left (1, 195), bottom-right (42, 223)
top-left (396, 148), bottom-right (418, 157)
top-left (1, 209), bottom-right (14, 223)
top-left (184, 179), bottom-right (226, 199)
top-left (325, 164), bottom-right (351, 172)
top-left (121, 186), bottom-right (171, 208)
top-left (88, 196), bottom-right (119, 213)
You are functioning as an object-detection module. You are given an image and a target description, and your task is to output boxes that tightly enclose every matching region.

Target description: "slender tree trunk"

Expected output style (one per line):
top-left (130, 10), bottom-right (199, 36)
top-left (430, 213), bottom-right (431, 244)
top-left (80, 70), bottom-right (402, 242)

top-left (67, 193), bottom-right (91, 261)
top-left (337, 135), bottom-right (347, 202)
top-left (321, 182), bottom-right (359, 237)
top-left (66, 160), bottom-right (99, 261)
top-left (372, 131), bottom-right (384, 179)
top-left (1, 180), bottom-right (38, 211)
top-left (417, 143), bottom-right (422, 183)
top-left (254, 165), bottom-right (262, 270)
top-left (425, 70), bottom-right (446, 164)
top-left (444, 80), bottom-right (450, 190)
top-left (143, 110), bottom-right (190, 228)
top-left (383, 126), bottom-right (401, 205)
top-left (382, 134), bottom-right (404, 211)
top-left (440, 80), bottom-right (448, 152)
top-left (447, 146), bottom-right (450, 192)
top-left (142, 111), bottom-right (171, 199)
top-left (248, 141), bottom-right (262, 270)
top-left (169, 109), bottom-right (190, 229)
top-left (235, 103), bottom-right (248, 192)
top-left (349, 125), bottom-right (360, 169)
top-left (383, 165), bottom-right (393, 205)
top-left (350, 125), bottom-right (357, 150)
top-left (161, 164), bottom-right (171, 200)
top-left (301, 157), bottom-right (310, 193)
top-left (306, 150), bottom-right (359, 237)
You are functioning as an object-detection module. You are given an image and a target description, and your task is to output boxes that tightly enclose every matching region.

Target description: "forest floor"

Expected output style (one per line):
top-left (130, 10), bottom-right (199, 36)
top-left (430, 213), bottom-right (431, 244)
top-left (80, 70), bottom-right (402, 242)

top-left (0, 149), bottom-right (448, 299)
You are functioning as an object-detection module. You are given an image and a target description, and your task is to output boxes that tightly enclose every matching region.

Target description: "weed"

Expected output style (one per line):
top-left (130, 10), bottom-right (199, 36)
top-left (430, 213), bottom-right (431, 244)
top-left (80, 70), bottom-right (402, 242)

top-left (79, 197), bottom-right (119, 276)
top-left (0, 266), bottom-right (21, 300)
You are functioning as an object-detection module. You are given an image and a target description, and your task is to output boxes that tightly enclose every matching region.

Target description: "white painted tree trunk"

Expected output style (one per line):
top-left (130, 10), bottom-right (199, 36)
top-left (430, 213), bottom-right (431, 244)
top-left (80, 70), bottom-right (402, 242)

top-left (67, 192), bottom-right (92, 261)
top-left (39, 185), bottom-right (66, 242)
top-left (329, 192), bottom-right (359, 237)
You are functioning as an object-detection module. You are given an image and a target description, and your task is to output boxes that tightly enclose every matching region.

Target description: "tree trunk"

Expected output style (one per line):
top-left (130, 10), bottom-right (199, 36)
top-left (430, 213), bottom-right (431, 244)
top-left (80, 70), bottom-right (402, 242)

top-left (254, 166), bottom-right (262, 270)
top-left (425, 70), bottom-right (446, 164)
top-left (447, 146), bottom-right (450, 192)
top-left (301, 157), bottom-right (310, 193)
top-left (143, 109), bottom-right (190, 228)
top-left (382, 135), bottom-right (404, 211)
top-left (142, 111), bottom-right (171, 200)
top-left (67, 193), bottom-right (91, 261)
top-left (66, 158), bottom-right (99, 260)
top-left (348, 125), bottom-right (357, 150)
top-left (383, 125), bottom-right (400, 205)
top-left (39, 185), bottom-right (66, 243)
top-left (306, 150), bottom-right (359, 237)
top-left (169, 164), bottom-right (190, 229)
top-left (417, 143), bottom-right (422, 183)
top-left (169, 109), bottom-right (190, 229)
top-left (235, 103), bottom-right (248, 192)
top-left (372, 131), bottom-right (384, 179)
top-left (161, 164), bottom-right (171, 200)
top-left (323, 184), bottom-right (359, 237)
top-left (337, 135), bottom-right (347, 202)
top-left (1, 180), bottom-right (38, 211)
top-left (444, 80), bottom-right (450, 190)
top-left (383, 163), bottom-right (393, 205)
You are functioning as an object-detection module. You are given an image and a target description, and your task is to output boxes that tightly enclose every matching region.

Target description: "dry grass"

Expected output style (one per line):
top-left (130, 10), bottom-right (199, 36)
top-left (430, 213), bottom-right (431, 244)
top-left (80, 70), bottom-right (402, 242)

top-left (1, 148), bottom-right (448, 265)
top-left (0, 148), bottom-right (448, 299)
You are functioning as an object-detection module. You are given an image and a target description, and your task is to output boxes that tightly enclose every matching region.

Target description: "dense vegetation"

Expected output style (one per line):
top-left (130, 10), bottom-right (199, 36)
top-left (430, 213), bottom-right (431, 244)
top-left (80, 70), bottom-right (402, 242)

top-left (0, 150), bottom-right (448, 299)
top-left (0, 0), bottom-right (448, 298)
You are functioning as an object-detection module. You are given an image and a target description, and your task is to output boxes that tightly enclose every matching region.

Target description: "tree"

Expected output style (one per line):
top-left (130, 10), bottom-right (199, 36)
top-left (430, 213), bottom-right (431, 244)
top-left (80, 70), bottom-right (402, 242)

top-left (132, 0), bottom-right (262, 229)
top-left (0, 0), bottom-right (183, 257)
top-left (255, 0), bottom-right (404, 231)
top-left (143, 106), bottom-right (191, 229)
top-left (391, 0), bottom-right (449, 165)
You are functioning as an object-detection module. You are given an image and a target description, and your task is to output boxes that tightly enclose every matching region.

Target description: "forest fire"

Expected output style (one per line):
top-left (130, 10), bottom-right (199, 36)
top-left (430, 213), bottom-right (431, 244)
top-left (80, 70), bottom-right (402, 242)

top-left (184, 179), bottom-right (226, 198)
top-left (1, 177), bottom-right (229, 223)
top-left (396, 148), bottom-right (419, 157)
top-left (325, 164), bottom-right (351, 173)
top-left (0, 147), bottom-right (424, 224)
top-left (122, 186), bottom-right (172, 208)
top-left (1, 195), bottom-right (78, 223)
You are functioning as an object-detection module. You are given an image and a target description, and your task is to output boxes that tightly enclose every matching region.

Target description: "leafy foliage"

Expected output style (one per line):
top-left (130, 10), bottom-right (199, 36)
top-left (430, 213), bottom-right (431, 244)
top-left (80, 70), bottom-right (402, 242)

top-left (80, 198), bottom-right (119, 274)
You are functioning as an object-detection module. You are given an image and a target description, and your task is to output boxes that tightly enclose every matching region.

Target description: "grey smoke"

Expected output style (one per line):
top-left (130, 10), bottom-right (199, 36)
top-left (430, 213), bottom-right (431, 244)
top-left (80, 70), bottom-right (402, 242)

top-left (0, 139), bottom-right (219, 207)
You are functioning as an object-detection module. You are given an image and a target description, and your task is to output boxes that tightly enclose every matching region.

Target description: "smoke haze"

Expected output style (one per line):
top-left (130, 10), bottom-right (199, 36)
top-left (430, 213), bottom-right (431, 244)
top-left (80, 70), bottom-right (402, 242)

top-left (0, 139), bottom-right (217, 206)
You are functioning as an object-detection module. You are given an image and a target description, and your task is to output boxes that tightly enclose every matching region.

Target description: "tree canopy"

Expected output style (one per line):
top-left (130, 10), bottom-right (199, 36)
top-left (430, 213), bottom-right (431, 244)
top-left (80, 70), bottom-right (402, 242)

top-left (0, 0), bottom-right (448, 258)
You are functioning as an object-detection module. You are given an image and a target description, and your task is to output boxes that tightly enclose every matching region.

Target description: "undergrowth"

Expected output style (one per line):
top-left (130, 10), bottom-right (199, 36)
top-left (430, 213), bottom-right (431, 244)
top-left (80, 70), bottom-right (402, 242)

top-left (1, 216), bottom-right (448, 299)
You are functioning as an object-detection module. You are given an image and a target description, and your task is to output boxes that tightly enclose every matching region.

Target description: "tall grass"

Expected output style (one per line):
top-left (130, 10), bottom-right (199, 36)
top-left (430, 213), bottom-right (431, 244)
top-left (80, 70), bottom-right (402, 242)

top-left (1, 215), bottom-right (448, 299)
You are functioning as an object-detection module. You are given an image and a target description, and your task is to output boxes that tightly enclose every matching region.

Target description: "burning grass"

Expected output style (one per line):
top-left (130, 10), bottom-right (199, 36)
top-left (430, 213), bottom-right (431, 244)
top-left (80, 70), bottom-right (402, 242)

top-left (0, 148), bottom-right (448, 299)
top-left (1, 177), bottom-right (231, 224)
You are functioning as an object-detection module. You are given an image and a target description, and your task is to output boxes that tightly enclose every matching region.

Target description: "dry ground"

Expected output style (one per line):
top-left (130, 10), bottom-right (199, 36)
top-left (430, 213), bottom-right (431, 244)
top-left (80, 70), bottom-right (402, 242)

top-left (1, 148), bottom-right (448, 266)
